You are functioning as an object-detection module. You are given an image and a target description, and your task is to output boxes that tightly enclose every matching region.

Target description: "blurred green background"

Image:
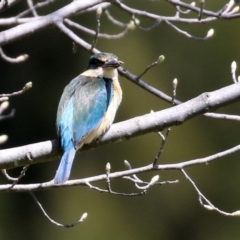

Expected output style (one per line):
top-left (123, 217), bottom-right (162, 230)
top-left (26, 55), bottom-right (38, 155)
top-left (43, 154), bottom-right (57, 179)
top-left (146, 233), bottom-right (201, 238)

top-left (1, 0), bottom-right (240, 239)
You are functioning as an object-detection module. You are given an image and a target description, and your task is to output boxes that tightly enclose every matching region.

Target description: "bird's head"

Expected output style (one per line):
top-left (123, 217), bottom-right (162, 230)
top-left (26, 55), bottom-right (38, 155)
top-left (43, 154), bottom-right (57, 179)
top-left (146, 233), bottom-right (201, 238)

top-left (87, 52), bottom-right (123, 80)
top-left (87, 52), bottom-right (123, 69)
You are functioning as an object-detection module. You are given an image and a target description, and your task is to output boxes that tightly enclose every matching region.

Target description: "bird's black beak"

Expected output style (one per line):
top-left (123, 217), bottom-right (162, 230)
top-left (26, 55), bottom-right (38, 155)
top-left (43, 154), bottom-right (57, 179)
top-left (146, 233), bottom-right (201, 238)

top-left (102, 60), bottom-right (124, 68)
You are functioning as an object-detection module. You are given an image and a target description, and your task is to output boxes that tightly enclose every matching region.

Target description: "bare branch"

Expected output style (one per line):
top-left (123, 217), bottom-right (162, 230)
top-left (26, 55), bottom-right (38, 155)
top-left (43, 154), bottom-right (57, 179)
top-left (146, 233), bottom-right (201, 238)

top-left (90, 6), bottom-right (102, 51)
top-left (2, 169), bottom-right (18, 181)
top-left (221, 0), bottom-right (237, 14)
top-left (105, 162), bottom-right (148, 196)
top-left (119, 66), bottom-right (179, 104)
top-left (0, 0), bottom-right (20, 12)
top-left (0, 0), bottom-right (239, 48)
top-left (0, 47), bottom-right (28, 63)
top-left (1, 142), bottom-right (240, 192)
top-left (198, 0), bottom-right (205, 20)
top-left (0, 109), bottom-right (15, 120)
top-left (153, 78), bottom-right (178, 165)
top-left (30, 191), bottom-right (88, 227)
top-left (56, 21), bottom-right (94, 52)
top-left (1, 82), bottom-right (240, 170)
top-left (137, 55), bottom-right (165, 79)
top-left (132, 17), bottom-right (162, 31)
top-left (105, 9), bottom-right (127, 27)
top-left (165, 20), bottom-right (213, 40)
top-left (181, 169), bottom-right (240, 216)
top-left (0, 0), bottom-right (104, 46)
top-left (0, 17), bottom-right (38, 26)
top-left (64, 19), bottom-right (130, 39)
top-left (0, 82), bottom-right (32, 98)
top-left (124, 160), bottom-right (143, 183)
top-left (205, 112), bottom-right (240, 121)
top-left (17, 0), bottom-right (56, 18)
top-left (231, 61), bottom-right (238, 83)
top-left (26, 0), bottom-right (39, 17)
top-left (1, 0), bottom-right (240, 231)
top-left (8, 165), bottom-right (29, 189)
top-left (175, 2), bottom-right (196, 14)
top-left (167, 0), bottom-right (240, 19)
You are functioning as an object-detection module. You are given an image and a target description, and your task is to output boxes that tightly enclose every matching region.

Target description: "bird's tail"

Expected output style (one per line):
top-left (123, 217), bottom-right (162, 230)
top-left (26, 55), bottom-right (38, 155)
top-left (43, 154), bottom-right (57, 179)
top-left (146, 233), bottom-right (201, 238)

top-left (54, 148), bottom-right (76, 184)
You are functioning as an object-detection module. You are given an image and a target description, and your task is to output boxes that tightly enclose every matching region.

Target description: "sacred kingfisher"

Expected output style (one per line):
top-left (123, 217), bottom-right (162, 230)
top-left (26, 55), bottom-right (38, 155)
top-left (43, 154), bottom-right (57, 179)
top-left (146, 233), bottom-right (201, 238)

top-left (54, 52), bottom-right (123, 184)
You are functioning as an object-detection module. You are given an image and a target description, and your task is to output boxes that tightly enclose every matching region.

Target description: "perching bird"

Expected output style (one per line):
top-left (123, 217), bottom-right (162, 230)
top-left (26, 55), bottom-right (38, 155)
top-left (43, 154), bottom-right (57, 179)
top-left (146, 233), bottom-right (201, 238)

top-left (54, 52), bottom-right (123, 184)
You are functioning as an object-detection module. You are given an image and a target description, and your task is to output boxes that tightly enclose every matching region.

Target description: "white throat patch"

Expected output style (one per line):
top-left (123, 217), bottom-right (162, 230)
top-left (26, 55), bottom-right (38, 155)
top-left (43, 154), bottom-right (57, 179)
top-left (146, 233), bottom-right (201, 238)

top-left (102, 68), bottom-right (118, 80)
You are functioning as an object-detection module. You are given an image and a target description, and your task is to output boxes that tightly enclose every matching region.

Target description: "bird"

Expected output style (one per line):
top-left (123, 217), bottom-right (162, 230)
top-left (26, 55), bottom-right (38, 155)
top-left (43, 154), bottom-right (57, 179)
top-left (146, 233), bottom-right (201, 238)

top-left (54, 52), bottom-right (123, 184)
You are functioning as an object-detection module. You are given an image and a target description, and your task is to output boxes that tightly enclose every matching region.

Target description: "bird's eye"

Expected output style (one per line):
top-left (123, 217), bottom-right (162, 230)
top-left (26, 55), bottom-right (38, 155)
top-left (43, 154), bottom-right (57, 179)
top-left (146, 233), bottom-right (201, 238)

top-left (87, 58), bottom-right (105, 69)
top-left (91, 58), bottom-right (103, 66)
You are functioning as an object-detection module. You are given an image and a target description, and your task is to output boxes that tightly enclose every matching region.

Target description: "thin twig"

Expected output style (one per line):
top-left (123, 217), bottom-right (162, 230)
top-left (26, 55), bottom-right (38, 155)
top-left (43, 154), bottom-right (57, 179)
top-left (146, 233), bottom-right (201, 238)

top-left (85, 180), bottom-right (146, 196)
top-left (29, 191), bottom-right (88, 227)
top-left (17, 0), bottom-right (56, 18)
top-left (90, 7), bottom-right (101, 51)
top-left (119, 66), bottom-right (178, 104)
top-left (2, 169), bottom-right (18, 181)
top-left (132, 17), bottom-right (162, 31)
top-left (221, 0), bottom-right (236, 14)
top-left (153, 79), bottom-right (177, 165)
top-left (26, 0), bottom-right (38, 17)
top-left (181, 169), bottom-right (240, 216)
top-left (64, 19), bottom-right (129, 39)
top-left (124, 160), bottom-right (142, 183)
top-left (0, 82), bottom-right (32, 98)
top-left (0, 109), bottom-right (15, 120)
top-left (105, 163), bottom-right (147, 196)
top-left (105, 9), bottom-right (127, 27)
top-left (231, 61), bottom-right (237, 83)
top-left (204, 112), bottom-right (240, 121)
top-left (0, 47), bottom-right (28, 63)
top-left (1, 142), bottom-right (240, 192)
top-left (165, 20), bottom-right (211, 40)
top-left (123, 176), bottom-right (179, 185)
top-left (198, 0), bottom-right (204, 20)
top-left (8, 165), bottom-right (29, 189)
top-left (137, 56), bottom-right (164, 79)
top-left (176, 2), bottom-right (196, 14)
top-left (84, 162), bottom-right (169, 197)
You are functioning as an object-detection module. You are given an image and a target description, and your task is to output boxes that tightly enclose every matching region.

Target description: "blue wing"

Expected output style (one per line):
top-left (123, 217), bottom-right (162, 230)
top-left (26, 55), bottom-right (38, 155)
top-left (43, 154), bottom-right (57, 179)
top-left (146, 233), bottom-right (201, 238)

top-left (54, 75), bottom-right (113, 184)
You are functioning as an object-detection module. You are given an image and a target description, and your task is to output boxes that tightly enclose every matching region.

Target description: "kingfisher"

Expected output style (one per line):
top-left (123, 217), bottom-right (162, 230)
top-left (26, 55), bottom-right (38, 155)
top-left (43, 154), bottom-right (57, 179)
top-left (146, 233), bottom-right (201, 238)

top-left (54, 52), bottom-right (123, 184)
